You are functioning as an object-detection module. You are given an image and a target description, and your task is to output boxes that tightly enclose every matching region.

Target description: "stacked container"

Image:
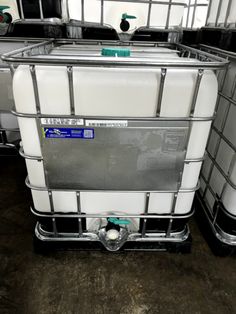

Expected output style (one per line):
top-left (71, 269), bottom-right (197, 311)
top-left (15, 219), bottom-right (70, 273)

top-left (64, 0), bottom-right (187, 41)
top-left (0, 38), bottom-right (38, 154)
top-left (198, 44), bottom-right (236, 254)
top-left (2, 39), bottom-right (226, 251)
top-left (200, 0), bottom-right (236, 52)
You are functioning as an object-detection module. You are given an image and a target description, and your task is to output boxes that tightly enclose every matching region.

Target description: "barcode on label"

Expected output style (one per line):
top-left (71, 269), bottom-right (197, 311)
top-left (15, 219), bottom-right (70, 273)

top-left (85, 120), bottom-right (128, 128)
top-left (41, 118), bottom-right (84, 126)
top-left (83, 129), bottom-right (94, 139)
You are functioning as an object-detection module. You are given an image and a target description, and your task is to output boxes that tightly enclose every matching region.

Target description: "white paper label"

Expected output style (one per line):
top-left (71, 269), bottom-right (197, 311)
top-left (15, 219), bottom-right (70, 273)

top-left (85, 120), bottom-right (128, 128)
top-left (41, 118), bottom-right (84, 126)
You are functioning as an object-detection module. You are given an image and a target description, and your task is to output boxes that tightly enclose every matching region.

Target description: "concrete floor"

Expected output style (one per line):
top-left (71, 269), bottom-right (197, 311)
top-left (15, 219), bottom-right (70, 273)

top-left (1, 156), bottom-right (236, 314)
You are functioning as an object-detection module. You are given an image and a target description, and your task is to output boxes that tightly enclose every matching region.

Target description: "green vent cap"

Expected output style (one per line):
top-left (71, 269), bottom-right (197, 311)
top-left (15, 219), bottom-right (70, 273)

top-left (101, 47), bottom-right (131, 57)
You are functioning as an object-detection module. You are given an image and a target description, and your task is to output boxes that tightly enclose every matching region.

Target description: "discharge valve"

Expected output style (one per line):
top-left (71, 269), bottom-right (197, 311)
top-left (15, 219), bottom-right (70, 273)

top-left (120, 13), bottom-right (136, 32)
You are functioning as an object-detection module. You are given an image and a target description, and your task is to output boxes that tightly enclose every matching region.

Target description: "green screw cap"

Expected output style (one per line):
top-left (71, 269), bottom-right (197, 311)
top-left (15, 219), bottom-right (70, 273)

top-left (108, 217), bottom-right (131, 225)
top-left (101, 47), bottom-right (131, 57)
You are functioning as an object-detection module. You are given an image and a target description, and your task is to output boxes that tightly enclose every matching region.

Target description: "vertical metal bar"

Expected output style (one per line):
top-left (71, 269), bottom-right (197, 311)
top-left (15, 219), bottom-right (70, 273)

top-left (76, 192), bottom-right (83, 237)
top-left (215, 0), bottom-right (223, 27)
top-left (186, 0), bottom-right (191, 28)
top-left (0, 131), bottom-right (7, 145)
top-left (230, 73), bottom-right (236, 98)
top-left (67, 66), bottom-right (75, 115)
top-left (166, 219), bottom-right (173, 237)
top-left (81, 0), bottom-right (84, 23)
top-left (191, 0), bottom-right (197, 29)
top-left (165, 0), bottom-right (172, 29)
top-left (9, 65), bottom-right (15, 77)
top-left (52, 218), bottom-right (58, 236)
top-left (39, 0), bottom-right (44, 20)
top-left (203, 96), bottom-right (231, 199)
top-left (166, 193), bottom-right (178, 237)
top-left (224, 0), bottom-right (232, 27)
top-left (30, 65), bottom-right (41, 114)
top-left (141, 192), bottom-right (150, 238)
top-left (19, 0), bottom-right (25, 20)
top-left (206, 0), bottom-right (212, 26)
top-left (49, 191), bottom-right (54, 213)
top-left (190, 69), bottom-right (204, 116)
top-left (146, 1), bottom-right (152, 27)
top-left (65, 0), bottom-right (70, 21)
top-left (101, 0), bottom-right (104, 25)
top-left (49, 191), bottom-right (58, 237)
top-left (156, 68), bottom-right (167, 117)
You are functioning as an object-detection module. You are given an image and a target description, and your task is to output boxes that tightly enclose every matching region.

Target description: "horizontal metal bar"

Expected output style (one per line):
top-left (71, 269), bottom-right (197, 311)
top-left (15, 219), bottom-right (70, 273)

top-left (0, 143), bottom-right (18, 149)
top-left (0, 127), bottom-right (19, 132)
top-left (31, 207), bottom-right (194, 220)
top-left (2, 41), bottom-right (227, 69)
top-left (19, 147), bottom-right (204, 164)
top-left (35, 223), bottom-right (190, 243)
top-left (26, 176), bottom-right (200, 193)
top-left (200, 172), bottom-right (219, 202)
top-left (19, 148), bottom-right (43, 160)
top-left (12, 110), bottom-right (215, 121)
top-left (212, 125), bottom-right (236, 152)
top-left (3, 57), bottom-right (226, 69)
top-left (102, 0), bottom-right (186, 5)
top-left (188, 3), bottom-right (208, 7)
top-left (0, 37), bottom-right (43, 44)
top-left (200, 44), bottom-right (236, 60)
top-left (206, 151), bottom-right (236, 190)
top-left (219, 91), bottom-right (236, 107)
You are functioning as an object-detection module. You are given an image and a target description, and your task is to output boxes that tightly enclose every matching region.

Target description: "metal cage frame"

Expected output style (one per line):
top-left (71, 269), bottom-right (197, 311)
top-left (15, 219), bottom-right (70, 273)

top-left (199, 44), bottom-right (236, 246)
top-left (1, 39), bottom-right (228, 250)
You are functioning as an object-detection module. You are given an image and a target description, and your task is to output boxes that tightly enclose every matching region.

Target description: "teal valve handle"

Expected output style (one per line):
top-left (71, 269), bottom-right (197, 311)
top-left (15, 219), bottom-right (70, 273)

top-left (122, 13), bottom-right (136, 20)
top-left (0, 6), bottom-right (10, 12)
top-left (0, 6), bottom-right (12, 24)
top-left (108, 217), bottom-right (131, 225)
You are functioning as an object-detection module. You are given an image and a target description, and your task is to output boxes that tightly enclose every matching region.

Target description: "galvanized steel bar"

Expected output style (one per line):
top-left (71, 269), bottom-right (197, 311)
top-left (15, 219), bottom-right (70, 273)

top-left (141, 192), bottom-right (150, 237)
top-left (81, 0), bottom-right (85, 23)
top-left (30, 65), bottom-right (41, 114)
top-left (67, 66), bottom-right (75, 115)
top-left (165, 0), bottom-right (172, 29)
top-left (224, 0), bottom-right (232, 27)
top-left (146, 1), bottom-right (152, 27)
top-left (39, 0), bottom-right (44, 20)
top-left (101, 0), bottom-right (104, 25)
top-left (76, 192), bottom-right (83, 237)
top-left (19, 0), bottom-right (25, 20)
top-left (190, 69), bottom-right (204, 116)
top-left (156, 68), bottom-right (167, 116)
top-left (215, 0), bottom-right (223, 27)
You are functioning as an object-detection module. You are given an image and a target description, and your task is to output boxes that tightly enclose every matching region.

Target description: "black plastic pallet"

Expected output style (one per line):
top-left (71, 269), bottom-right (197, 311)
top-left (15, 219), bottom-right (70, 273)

top-left (195, 193), bottom-right (236, 257)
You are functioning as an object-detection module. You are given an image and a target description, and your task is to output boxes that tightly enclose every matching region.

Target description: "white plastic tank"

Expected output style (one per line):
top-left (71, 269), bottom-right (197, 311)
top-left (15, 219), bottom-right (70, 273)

top-left (11, 43), bottom-right (219, 228)
top-left (183, 0), bottom-right (208, 29)
top-left (200, 49), bottom-right (236, 219)
top-left (207, 0), bottom-right (236, 26)
top-left (0, 40), bottom-right (40, 145)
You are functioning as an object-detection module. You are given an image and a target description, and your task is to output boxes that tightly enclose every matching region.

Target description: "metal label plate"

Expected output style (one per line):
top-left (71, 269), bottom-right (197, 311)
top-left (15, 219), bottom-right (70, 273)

top-left (40, 120), bottom-right (189, 191)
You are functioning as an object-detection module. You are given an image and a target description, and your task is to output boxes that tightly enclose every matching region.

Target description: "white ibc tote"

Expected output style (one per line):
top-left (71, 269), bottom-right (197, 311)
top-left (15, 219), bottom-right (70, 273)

top-left (199, 45), bottom-right (236, 245)
top-left (2, 39), bottom-right (226, 250)
top-left (206, 0), bottom-right (236, 27)
top-left (183, 0), bottom-right (208, 29)
top-left (64, 0), bottom-right (187, 32)
top-left (0, 38), bottom-right (38, 150)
